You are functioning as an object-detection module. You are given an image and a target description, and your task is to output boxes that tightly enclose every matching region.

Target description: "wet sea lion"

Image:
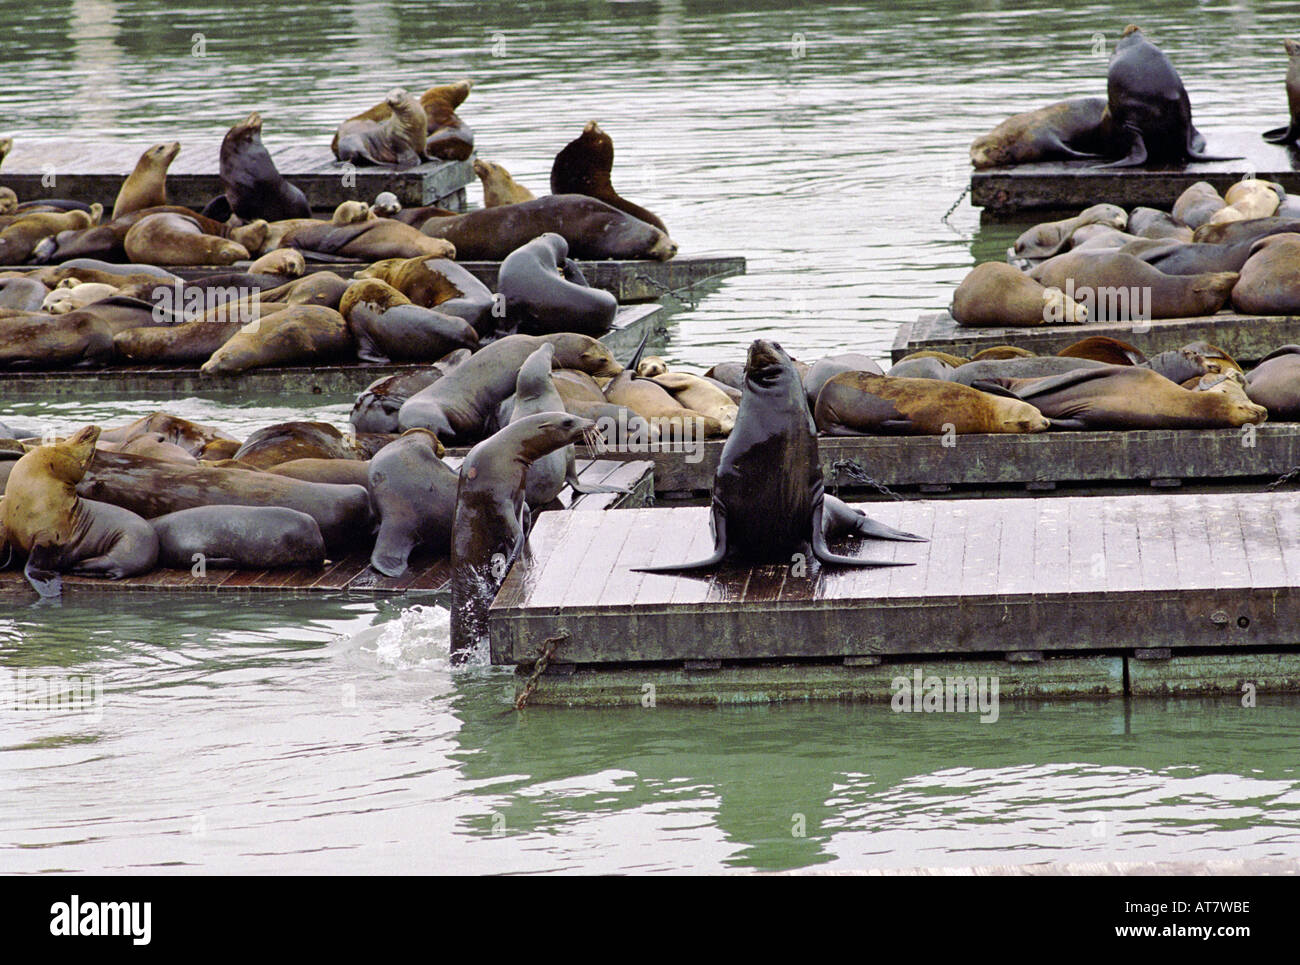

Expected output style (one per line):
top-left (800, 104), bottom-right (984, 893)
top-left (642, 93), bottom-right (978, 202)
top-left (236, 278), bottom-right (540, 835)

top-left (1172, 182), bottom-right (1227, 229)
top-left (231, 421), bottom-right (365, 469)
top-left (99, 412), bottom-right (238, 458)
top-left (368, 428), bottom-right (458, 577)
top-left (420, 195), bottom-right (676, 261)
top-left (420, 79), bottom-right (475, 160)
top-left (1230, 233), bottom-right (1300, 314)
top-left (450, 412), bottom-right (597, 660)
top-left (200, 304), bottom-right (351, 375)
top-left (1014, 204), bottom-right (1128, 260)
top-left (498, 233), bottom-right (618, 336)
top-left (954, 262), bottom-right (1088, 327)
top-left (339, 277), bottom-right (479, 363)
top-left (1192, 217), bottom-right (1300, 247)
top-left (1246, 345), bottom-right (1300, 418)
top-left (635, 340), bottom-right (923, 575)
top-left (349, 349), bottom-right (471, 433)
top-left (1120, 235), bottom-right (1260, 276)
top-left (282, 217), bottom-right (455, 261)
top-left (803, 353), bottom-right (885, 410)
top-left (112, 141), bottom-right (180, 219)
top-left (332, 88), bottom-right (428, 168)
top-left (815, 372), bottom-right (1050, 435)
top-left (356, 255), bottom-right (494, 334)
top-left (550, 120), bottom-right (668, 232)
top-left (0, 426), bottom-right (158, 595)
top-left (202, 112), bottom-right (311, 222)
top-left (370, 192), bottom-right (401, 217)
top-left (150, 505), bottom-right (325, 569)
top-left (970, 97), bottom-right (1108, 168)
top-left (124, 212), bottom-right (250, 266)
top-left (1263, 39), bottom-right (1300, 144)
top-left (1028, 251), bottom-right (1236, 320)
top-left (1056, 335), bottom-right (1145, 365)
top-left (473, 159), bottom-right (536, 207)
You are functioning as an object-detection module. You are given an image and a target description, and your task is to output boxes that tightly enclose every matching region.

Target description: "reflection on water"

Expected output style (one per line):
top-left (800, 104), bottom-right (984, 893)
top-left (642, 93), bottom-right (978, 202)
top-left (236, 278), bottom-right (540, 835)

top-left (4, 1), bottom-right (1300, 872)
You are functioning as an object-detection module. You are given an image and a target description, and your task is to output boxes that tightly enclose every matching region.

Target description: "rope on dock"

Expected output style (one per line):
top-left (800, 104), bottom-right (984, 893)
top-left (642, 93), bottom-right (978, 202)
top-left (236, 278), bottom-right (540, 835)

top-left (831, 459), bottom-right (910, 501)
top-left (514, 631), bottom-right (570, 710)
top-left (940, 185), bottom-right (970, 226)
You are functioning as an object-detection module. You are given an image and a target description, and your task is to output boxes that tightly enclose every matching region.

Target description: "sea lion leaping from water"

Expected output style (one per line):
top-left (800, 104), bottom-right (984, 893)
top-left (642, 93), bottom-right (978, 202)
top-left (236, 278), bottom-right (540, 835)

top-left (634, 339), bottom-right (924, 574)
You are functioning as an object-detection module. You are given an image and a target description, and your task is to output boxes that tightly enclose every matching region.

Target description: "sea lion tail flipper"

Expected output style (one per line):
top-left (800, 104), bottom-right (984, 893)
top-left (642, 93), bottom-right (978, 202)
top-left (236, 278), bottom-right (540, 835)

top-left (810, 503), bottom-right (913, 568)
top-left (632, 506), bottom-right (728, 573)
top-left (1262, 124), bottom-right (1295, 144)
top-left (1047, 418), bottom-right (1088, 430)
top-left (823, 494), bottom-right (926, 543)
top-left (1093, 128), bottom-right (1148, 169)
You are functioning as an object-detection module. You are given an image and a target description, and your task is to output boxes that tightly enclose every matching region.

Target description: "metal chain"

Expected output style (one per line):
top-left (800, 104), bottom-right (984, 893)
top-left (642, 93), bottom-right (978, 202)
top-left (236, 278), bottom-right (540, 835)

top-left (830, 459), bottom-right (909, 501)
top-left (634, 273), bottom-right (701, 311)
top-left (1267, 466), bottom-right (1300, 491)
top-left (941, 184), bottom-right (970, 225)
top-left (514, 631), bottom-right (569, 710)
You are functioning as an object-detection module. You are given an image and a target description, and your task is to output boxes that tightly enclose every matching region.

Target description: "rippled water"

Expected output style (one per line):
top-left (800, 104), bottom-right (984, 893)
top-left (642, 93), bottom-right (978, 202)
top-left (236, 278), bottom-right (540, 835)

top-left (4, 0), bottom-right (1300, 873)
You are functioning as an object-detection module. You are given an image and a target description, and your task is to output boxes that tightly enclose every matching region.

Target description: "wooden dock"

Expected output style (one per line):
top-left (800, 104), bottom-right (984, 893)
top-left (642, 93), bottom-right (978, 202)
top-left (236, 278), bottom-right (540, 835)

top-left (893, 309), bottom-right (1299, 366)
top-left (0, 139), bottom-right (472, 213)
top-left (972, 129), bottom-right (1300, 216)
top-left (489, 492), bottom-right (1300, 705)
top-left (0, 458), bottom-right (653, 600)
top-left (0, 304), bottom-right (661, 398)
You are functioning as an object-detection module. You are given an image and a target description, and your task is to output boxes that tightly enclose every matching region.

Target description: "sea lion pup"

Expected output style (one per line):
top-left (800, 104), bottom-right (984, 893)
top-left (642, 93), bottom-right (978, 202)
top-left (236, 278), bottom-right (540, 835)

top-left (150, 506), bottom-right (325, 570)
top-left (1028, 251), bottom-right (1237, 320)
top-left (350, 349), bottom-right (471, 433)
top-left (953, 262), bottom-right (1088, 327)
top-left (803, 353), bottom-right (885, 409)
top-left (0, 276), bottom-right (49, 311)
top-left (1099, 25), bottom-right (1234, 167)
top-left (42, 281), bottom-right (116, 313)
top-left (635, 340), bottom-right (922, 576)
top-left (356, 256), bottom-right (494, 334)
top-left (1231, 233), bottom-right (1300, 314)
top-left (550, 120), bottom-right (668, 232)
top-left (473, 159), bottom-right (536, 207)
top-left (367, 428), bottom-right (459, 577)
top-left (635, 356), bottom-right (669, 377)
top-left (112, 141), bottom-right (180, 219)
top-left (949, 355), bottom-right (1107, 387)
top-left (970, 97), bottom-right (1108, 168)
top-left (814, 372), bottom-right (1050, 436)
top-left (1246, 345), bottom-right (1300, 418)
top-left (1014, 204), bottom-right (1128, 260)
top-left (370, 192), bottom-right (401, 218)
top-left (399, 333), bottom-right (621, 441)
top-left (449, 411), bottom-right (595, 660)
top-left (230, 422), bottom-right (366, 469)
top-left (420, 194), bottom-right (677, 261)
top-left (1264, 39), bottom-right (1300, 143)
top-left (498, 233), bottom-right (618, 337)
top-left (201, 112), bottom-right (311, 223)
top-left (1127, 207), bottom-right (1194, 242)
top-left (123, 212), bottom-right (250, 266)
top-left (1172, 181), bottom-right (1227, 229)
top-left (0, 205), bottom-right (101, 264)
top-left (420, 79), bottom-right (475, 160)
top-left (0, 426), bottom-right (158, 596)
top-left (339, 277), bottom-right (479, 363)
top-left (331, 87), bottom-right (428, 168)
top-left (281, 217), bottom-right (455, 261)
top-left (975, 365), bottom-right (1267, 430)
top-left (650, 372), bottom-right (739, 435)
top-left (200, 304), bottom-right (351, 375)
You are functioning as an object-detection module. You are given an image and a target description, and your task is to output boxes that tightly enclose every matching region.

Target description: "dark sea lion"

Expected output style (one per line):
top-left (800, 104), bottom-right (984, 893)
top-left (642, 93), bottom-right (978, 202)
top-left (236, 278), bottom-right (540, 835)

top-left (1120, 236), bottom-right (1259, 275)
top-left (420, 79), bottom-right (475, 161)
top-left (124, 212), bottom-right (250, 266)
top-left (390, 204), bottom-right (458, 228)
top-left (970, 97), bottom-right (1108, 168)
top-left (282, 218), bottom-right (455, 261)
top-left (0, 426), bottom-right (158, 596)
top-left (815, 372), bottom-right (1050, 436)
top-left (1028, 251), bottom-right (1236, 320)
top-left (0, 276), bottom-right (47, 311)
top-left (38, 258), bottom-right (179, 282)
top-left (971, 346), bottom-right (1036, 361)
top-left (949, 356), bottom-right (1107, 387)
top-left (355, 256), bottom-right (494, 334)
top-left (419, 195), bottom-right (677, 261)
top-left (349, 349), bottom-right (471, 433)
top-left (202, 112), bottom-right (311, 223)
top-left (498, 233), bottom-right (618, 337)
top-left (200, 305), bottom-right (351, 375)
top-left (368, 428), bottom-right (459, 577)
top-left (975, 365), bottom-right (1267, 429)
top-left (1057, 335), bottom-right (1145, 365)
top-left (803, 353), bottom-right (885, 410)
top-left (112, 142), bottom-right (180, 219)
top-left (1231, 234), bottom-right (1300, 314)
top-left (150, 506), bottom-right (324, 570)
top-left (634, 340), bottom-right (922, 576)
top-left (702, 362), bottom-right (746, 391)
top-left (473, 159), bottom-right (536, 207)
top-left (1246, 345), bottom-right (1300, 418)
top-left (1014, 204), bottom-right (1128, 260)
top-left (339, 278), bottom-right (479, 363)
top-left (1126, 207), bottom-right (1193, 242)
top-left (1099, 25), bottom-right (1233, 167)
top-left (450, 412), bottom-right (597, 660)
top-left (550, 120), bottom-right (668, 232)
top-left (230, 422), bottom-right (366, 470)
top-left (953, 262), bottom-right (1087, 326)
top-left (1264, 39), bottom-right (1300, 144)
top-left (0, 309), bottom-right (116, 368)
top-left (331, 88), bottom-right (428, 168)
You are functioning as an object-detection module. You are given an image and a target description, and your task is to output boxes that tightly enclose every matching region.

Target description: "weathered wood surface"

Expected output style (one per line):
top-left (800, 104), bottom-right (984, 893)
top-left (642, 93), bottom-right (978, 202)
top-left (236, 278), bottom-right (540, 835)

top-left (971, 129), bottom-right (1299, 214)
top-left (0, 139), bottom-right (473, 212)
top-left (894, 310), bottom-right (1299, 365)
top-left (489, 491), bottom-right (1300, 666)
top-left (0, 458), bottom-right (653, 599)
top-left (0, 304), bottom-right (661, 398)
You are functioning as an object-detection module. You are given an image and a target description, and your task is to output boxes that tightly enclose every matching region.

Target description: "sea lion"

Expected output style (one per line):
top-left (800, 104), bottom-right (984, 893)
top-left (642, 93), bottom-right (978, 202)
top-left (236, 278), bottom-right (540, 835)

top-left (331, 200), bottom-right (375, 225)
top-left (0, 309), bottom-right (119, 368)
top-left (419, 194), bottom-right (676, 261)
top-left (886, 357), bottom-right (957, 380)
top-left (1057, 335), bottom-right (1145, 365)
top-left (1231, 233), bottom-right (1300, 314)
top-left (1120, 236), bottom-right (1260, 276)
top-left (339, 277), bottom-right (479, 363)
top-left (635, 356), bottom-right (669, 377)
top-left (1068, 225), bottom-right (1142, 251)
top-left (1263, 39), bottom-right (1300, 144)
top-left (202, 112), bottom-right (311, 223)
top-left (650, 372), bottom-right (739, 434)
top-left (247, 247), bottom-right (305, 277)
top-left (420, 79), bottom-right (475, 160)
top-left (0, 187), bottom-right (16, 216)
top-left (355, 256), bottom-right (494, 334)
top-left (949, 356), bottom-right (1107, 387)
top-left (0, 426), bottom-right (158, 596)
top-left (98, 412), bottom-right (238, 458)
top-left (230, 421), bottom-right (365, 469)
top-left (368, 428), bottom-right (458, 577)
top-left (150, 505), bottom-right (325, 569)
top-left (1172, 182), bottom-right (1227, 229)
top-left (0, 276), bottom-right (48, 311)
top-left (200, 304), bottom-right (351, 375)
top-left (954, 262), bottom-right (1088, 327)
top-left (971, 346), bottom-right (1037, 361)
top-left (1028, 251), bottom-right (1236, 320)
top-left (1192, 217), bottom-right (1300, 247)
top-left (1014, 204), bottom-right (1128, 260)
top-left (123, 212), bottom-right (250, 266)
top-left (975, 365), bottom-right (1267, 429)
top-left (265, 458), bottom-right (373, 487)
top-left (497, 233), bottom-right (618, 336)
top-left (1246, 345), bottom-right (1300, 418)
top-left (550, 120), bottom-right (667, 232)
top-left (370, 192), bottom-right (401, 218)
top-left (0, 137), bottom-right (10, 169)
top-left (0, 206), bottom-right (101, 264)
top-left (814, 372), bottom-right (1050, 436)
top-left (1126, 207), bottom-right (1194, 242)
top-left (349, 349), bottom-right (471, 433)
top-left (635, 340), bottom-right (923, 576)
top-left (803, 353), bottom-right (885, 410)
top-left (449, 412), bottom-right (597, 660)
top-left (473, 159), bottom-right (536, 207)
top-left (112, 141), bottom-right (180, 219)
top-left (42, 282), bottom-right (115, 313)
top-left (970, 97), bottom-right (1108, 168)
top-left (1206, 179), bottom-right (1284, 225)
top-left (331, 88), bottom-right (428, 168)
top-left (31, 205), bottom-right (262, 264)
top-left (282, 217), bottom-right (455, 261)
top-left (603, 366), bottom-right (726, 440)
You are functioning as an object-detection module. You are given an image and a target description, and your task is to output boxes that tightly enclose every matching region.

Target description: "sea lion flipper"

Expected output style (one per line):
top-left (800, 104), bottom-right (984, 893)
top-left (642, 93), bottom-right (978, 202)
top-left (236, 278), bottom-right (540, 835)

top-left (972, 367), bottom-right (1109, 401)
top-left (23, 547), bottom-right (63, 598)
top-left (632, 505), bottom-right (727, 572)
top-left (822, 494), bottom-right (926, 543)
top-left (810, 503), bottom-right (912, 568)
top-left (1263, 125), bottom-right (1295, 144)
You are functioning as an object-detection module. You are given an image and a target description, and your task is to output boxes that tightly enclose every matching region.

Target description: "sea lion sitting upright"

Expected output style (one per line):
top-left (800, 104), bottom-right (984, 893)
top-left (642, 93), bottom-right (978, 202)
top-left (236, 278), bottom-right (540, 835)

top-left (970, 97), bottom-right (1108, 168)
top-left (473, 159), bottom-right (536, 207)
top-left (550, 120), bottom-right (668, 232)
top-left (331, 88), bottom-right (428, 168)
top-left (635, 340), bottom-right (924, 575)
top-left (497, 233), bottom-right (618, 336)
top-left (1263, 39), bottom-right (1300, 144)
top-left (112, 141), bottom-right (181, 219)
top-left (421, 80), bottom-right (475, 160)
top-left (202, 112), bottom-right (311, 222)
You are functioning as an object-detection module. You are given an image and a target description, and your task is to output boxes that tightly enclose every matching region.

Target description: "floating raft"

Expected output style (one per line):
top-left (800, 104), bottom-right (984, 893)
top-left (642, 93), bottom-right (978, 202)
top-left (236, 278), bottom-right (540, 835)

top-left (549, 425), bottom-right (1300, 497)
top-left (893, 309), bottom-right (1298, 365)
top-left (0, 304), bottom-right (662, 398)
top-left (0, 458), bottom-right (653, 600)
top-left (490, 492), bottom-right (1300, 705)
top-left (0, 139), bottom-right (473, 213)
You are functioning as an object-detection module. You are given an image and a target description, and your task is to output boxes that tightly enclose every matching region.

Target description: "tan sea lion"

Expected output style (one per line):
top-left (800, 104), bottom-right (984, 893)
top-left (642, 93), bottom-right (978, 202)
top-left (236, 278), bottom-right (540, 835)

top-left (247, 247), bottom-right (305, 277)
top-left (953, 262), bottom-right (1088, 327)
top-left (98, 412), bottom-right (238, 457)
top-left (41, 282), bottom-right (115, 314)
top-left (473, 159), bottom-right (536, 207)
top-left (1126, 207), bottom-right (1194, 242)
top-left (1057, 335), bottom-right (1145, 365)
top-left (332, 200), bottom-right (375, 225)
top-left (0, 205), bottom-right (101, 264)
top-left (1207, 179), bottom-right (1283, 225)
top-left (970, 97), bottom-right (1108, 168)
top-left (354, 255), bottom-right (494, 333)
top-left (1028, 251), bottom-right (1237, 320)
top-left (635, 356), bottom-right (669, 377)
top-left (0, 187), bottom-right (17, 216)
top-left (421, 79), bottom-right (475, 160)
top-left (282, 218), bottom-right (455, 261)
top-left (1013, 204), bottom-right (1128, 260)
top-left (970, 346), bottom-right (1036, 361)
top-left (230, 422), bottom-right (366, 469)
top-left (1172, 181), bottom-right (1227, 229)
top-left (200, 305), bottom-right (351, 375)
top-left (112, 142), bottom-right (181, 219)
top-left (338, 277), bottom-right (479, 363)
top-left (265, 458), bottom-right (373, 487)
top-left (331, 88), bottom-right (428, 168)
top-left (814, 372), bottom-right (1050, 435)
top-left (650, 372), bottom-right (738, 434)
top-left (603, 369), bottom-right (726, 439)
top-left (124, 212), bottom-right (250, 266)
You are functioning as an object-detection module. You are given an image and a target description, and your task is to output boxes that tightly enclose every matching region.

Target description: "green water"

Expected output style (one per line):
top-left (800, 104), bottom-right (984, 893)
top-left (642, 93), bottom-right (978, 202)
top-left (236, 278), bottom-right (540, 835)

top-left (3, 0), bottom-right (1300, 873)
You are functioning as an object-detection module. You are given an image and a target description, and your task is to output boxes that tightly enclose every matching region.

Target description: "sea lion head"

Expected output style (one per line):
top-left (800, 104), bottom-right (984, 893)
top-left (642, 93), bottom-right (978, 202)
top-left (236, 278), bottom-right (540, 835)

top-left (339, 277), bottom-right (410, 320)
top-left (1121, 24), bottom-right (1142, 39)
top-left (996, 398), bottom-right (1052, 434)
top-left (87, 203), bottom-right (104, 226)
top-left (148, 141), bottom-right (181, 166)
top-left (550, 333), bottom-right (621, 378)
top-left (510, 411), bottom-right (597, 463)
top-left (1041, 286), bottom-right (1089, 324)
top-left (332, 200), bottom-right (375, 225)
top-left (385, 88), bottom-right (409, 108)
top-left (636, 356), bottom-right (669, 377)
top-left (45, 425), bottom-right (101, 484)
top-left (0, 137), bottom-right (12, 163)
top-left (249, 247), bottom-right (305, 278)
top-left (370, 192), bottom-right (401, 218)
top-left (0, 186), bottom-right (16, 216)
top-left (1194, 371), bottom-right (1269, 425)
top-left (744, 339), bottom-right (797, 390)
top-left (398, 426), bottom-right (445, 458)
top-left (225, 112), bottom-right (264, 150)
top-left (1287, 38), bottom-right (1300, 58)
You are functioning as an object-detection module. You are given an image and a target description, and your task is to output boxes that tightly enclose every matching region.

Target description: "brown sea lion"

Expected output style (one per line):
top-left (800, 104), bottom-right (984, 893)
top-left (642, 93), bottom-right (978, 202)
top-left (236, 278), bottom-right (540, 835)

top-left (1014, 204), bottom-right (1128, 260)
top-left (473, 159), bottom-right (536, 207)
top-left (32, 207), bottom-right (264, 264)
top-left (354, 256), bottom-right (494, 333)
top-left (1126, 207), bottom-right (1194, 242)
top-left (265, 458), bottom-right (373, 487)
top-left (970, 346), bottom-right (1036, 361)
top-left (953, 262), bottom-right (1088, 327)
top-left (349, 349), bottom-right (471, 433)
top-left (339, 277), bottom-right (479, 363)
top-left (949, 356), bottom-right (1107, 387)
top-left (331, 88), bottom-right (428, 168)
top-left (248, 248), bottom-right (305, 277)
top-left (230, 421), bottom-right (365, 469)
top-left (802, 353), bottom-right (885, 410)
top-left (0, 187), bottom-right (17, 216)
top-left (0, 205), bottom-right (102, 264)
top-left (550, 120), bottom-right (667, 232)
top-left (1172, 181), bottom-right (1227, 229)
top-left (1263, 39), bottom-right (1300, 144)
top-left (98, 412), bottom-right (238, 457)
top-left (1246, 345), bottom-right (1300, 418)
top-left (421, 79), bottom-right (475, 160)
top-left (1028, 251), bottom-right (1237, 320)
top-left (1192, 217), bottom-right (1300, 247)
top-left (112, 142), bottom-right (181, 219)
top-left (282, 218), bottom-right (455, 261)
top-left (200, 305), bottom-right (351, 375)
top-left (1231, 234), bottom-right (1300, 314)
top-left (650, 372), bottom-right (739, 435)
top-left (814, 372), bottom-right (1050, 435)
top-left (602, 368), bottom-right (726, 439)
top-left (123, 212), bottom-right (249, 266)
top-left (1057, 336), bottom-right (1145, 365)
top-left (970, 97), bottom-right (1108, 169)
